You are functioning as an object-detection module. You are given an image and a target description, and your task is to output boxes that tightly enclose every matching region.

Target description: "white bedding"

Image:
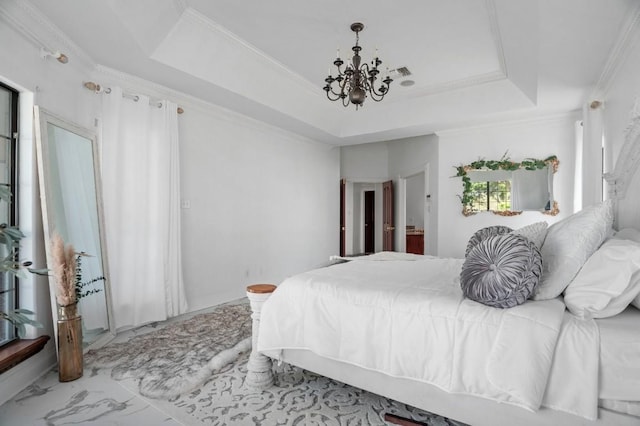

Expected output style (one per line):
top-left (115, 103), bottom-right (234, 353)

top-left (258, 256), bottom-right (599, 420)
top-left (596, 306), bottom-right (640, 401)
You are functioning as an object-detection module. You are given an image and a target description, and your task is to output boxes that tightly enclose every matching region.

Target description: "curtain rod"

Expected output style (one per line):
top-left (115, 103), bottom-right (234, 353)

top-left (83, 81), bottom-right (184, 114)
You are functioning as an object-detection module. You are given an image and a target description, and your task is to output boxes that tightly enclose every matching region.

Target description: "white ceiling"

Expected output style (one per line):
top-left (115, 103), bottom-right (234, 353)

top-left (26, 0), bottom-right (639, 145)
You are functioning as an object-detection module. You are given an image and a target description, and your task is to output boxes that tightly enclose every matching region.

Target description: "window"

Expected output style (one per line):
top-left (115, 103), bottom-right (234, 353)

top-left (470, 180), bottom-right (512, 212)
top-left (0, 83), bottom-right (18, 346)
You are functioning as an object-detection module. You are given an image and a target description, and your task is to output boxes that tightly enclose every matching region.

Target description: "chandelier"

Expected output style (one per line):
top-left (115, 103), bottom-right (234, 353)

top-left (323, 22), bottom-right (393, 109)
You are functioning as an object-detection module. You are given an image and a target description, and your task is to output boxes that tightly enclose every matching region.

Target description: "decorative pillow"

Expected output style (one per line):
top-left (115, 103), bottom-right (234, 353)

top-left (511, 221), bottom-right (548, 248)
top-left (465, 225), bottom-right (513, 257)
top-left (533, 200), bottom-right (613, 300)
top-left (563, 239), bottom-right (640, 319)
top-left (461, 234), bottom-right (543, 308)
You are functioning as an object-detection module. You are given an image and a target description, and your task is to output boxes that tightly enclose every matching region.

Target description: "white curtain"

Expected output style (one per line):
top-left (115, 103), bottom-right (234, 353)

top-left (581, 102), bottom-right (604, 208)
top-left (100, 87), bottom-right (188, 329)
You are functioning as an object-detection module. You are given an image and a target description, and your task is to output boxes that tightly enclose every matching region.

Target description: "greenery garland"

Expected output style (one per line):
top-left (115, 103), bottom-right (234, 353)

top-left (454, 154), bottom-right (559, 216)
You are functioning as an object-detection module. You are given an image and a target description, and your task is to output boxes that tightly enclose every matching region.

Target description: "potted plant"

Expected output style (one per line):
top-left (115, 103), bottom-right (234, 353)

top-left (0, 184), bottom-right (47, 338)
top-left (50, 232), bottom-right (104, 381)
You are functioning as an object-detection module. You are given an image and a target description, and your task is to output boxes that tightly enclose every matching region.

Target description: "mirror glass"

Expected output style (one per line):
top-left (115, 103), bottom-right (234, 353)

top-left (456, 156), bottom-right (559, 216)
top-left (34, 107), bottom-right (115, 350)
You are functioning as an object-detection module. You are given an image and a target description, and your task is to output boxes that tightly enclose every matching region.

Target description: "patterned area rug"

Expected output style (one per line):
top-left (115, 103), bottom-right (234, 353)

top-left (87, 300), bottom-right (465, 426)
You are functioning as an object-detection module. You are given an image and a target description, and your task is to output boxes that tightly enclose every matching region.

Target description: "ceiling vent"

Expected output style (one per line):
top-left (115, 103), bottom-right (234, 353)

top-left (389, 67), bottom-right (412, 78)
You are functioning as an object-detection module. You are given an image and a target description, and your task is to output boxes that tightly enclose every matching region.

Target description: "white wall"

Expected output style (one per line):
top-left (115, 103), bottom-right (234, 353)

top-left (436, 115), bottom-right (577, 258)
top-left (178, 104), bottom-right (340, 311)
top-left (340, 142), bottom-right (389, 180)
top-left (406, 173), bottom-right (424, 229)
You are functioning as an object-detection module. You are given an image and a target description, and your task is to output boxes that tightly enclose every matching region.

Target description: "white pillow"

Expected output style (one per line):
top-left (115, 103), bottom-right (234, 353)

top-left (533, 200), bottom-right (613, 300)
top-left (612, 228), bottom-right (640, 310)
top-left (563, 239), bottom-right (640, 319)
top-left (511, 221), bottom-right (548, 248)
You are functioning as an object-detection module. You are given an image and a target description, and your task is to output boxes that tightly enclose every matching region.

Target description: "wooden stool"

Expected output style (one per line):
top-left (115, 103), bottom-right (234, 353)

top-left (245, 284), bottom-right (277, 389)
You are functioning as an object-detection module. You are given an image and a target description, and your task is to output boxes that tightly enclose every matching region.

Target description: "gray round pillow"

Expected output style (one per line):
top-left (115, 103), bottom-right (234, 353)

top-left (465, 225), bottom-right (513, 257)
top-left (460, 233), bottom-right (542, 309)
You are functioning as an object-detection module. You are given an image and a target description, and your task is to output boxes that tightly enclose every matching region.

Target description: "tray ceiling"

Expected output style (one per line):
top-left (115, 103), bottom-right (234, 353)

top-left (21, 0), bottom-right (640, 145)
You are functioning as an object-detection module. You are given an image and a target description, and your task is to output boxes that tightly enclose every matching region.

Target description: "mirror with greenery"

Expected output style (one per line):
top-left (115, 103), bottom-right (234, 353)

top-left (454, 154), bottom-right (559, 217)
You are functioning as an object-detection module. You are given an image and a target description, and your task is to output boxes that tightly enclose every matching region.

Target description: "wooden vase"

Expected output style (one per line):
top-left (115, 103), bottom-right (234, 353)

top-left (57, 304), bottom-right (83, 382)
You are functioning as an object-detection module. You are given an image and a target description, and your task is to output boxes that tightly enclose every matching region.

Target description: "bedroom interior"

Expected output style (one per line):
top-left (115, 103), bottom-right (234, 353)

top-left (1, 0), bottom-right (640, 425)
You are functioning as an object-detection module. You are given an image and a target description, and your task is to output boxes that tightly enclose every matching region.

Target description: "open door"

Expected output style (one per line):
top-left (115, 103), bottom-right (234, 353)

top-left (383, 180), bottom-right (394, 251)
top-left (340, 179), bottom-right (346, 257)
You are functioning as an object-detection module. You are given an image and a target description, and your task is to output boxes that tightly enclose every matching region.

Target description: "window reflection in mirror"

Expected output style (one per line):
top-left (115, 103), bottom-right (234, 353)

top-left (470, 180), bottom-right (512, 212)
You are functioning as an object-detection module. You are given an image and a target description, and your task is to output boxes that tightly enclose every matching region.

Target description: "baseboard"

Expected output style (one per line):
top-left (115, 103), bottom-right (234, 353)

top-left (0, 340), bottom-right (56, 405)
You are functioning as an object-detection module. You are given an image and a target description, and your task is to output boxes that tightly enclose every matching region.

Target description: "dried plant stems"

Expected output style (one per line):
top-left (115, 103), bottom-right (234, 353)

top-left (51, 233), bottom-right (77, 306)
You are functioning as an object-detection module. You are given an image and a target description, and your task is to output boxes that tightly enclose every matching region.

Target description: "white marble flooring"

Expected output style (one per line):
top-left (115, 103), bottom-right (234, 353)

top-left (0, 305), bottom-right (229, 425)
top-left (0, 366), bottom-right (181, 425)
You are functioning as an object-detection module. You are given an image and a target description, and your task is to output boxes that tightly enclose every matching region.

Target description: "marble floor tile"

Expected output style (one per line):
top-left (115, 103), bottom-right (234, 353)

top-left (0, 368), bottom-right (181, 425)
top-left (0, 300), bottom-right (248, 425)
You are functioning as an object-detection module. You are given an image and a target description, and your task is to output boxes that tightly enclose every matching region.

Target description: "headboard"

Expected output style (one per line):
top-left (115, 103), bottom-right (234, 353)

top-left (604, 98), bottom-right (640, 230)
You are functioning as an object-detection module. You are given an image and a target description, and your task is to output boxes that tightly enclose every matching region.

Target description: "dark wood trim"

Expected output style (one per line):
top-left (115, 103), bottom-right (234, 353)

top-left (0, 336), bottom-right (50, 374)
top-left (384, 413), bottom-right (430, 426)
top-left (340, 178), bottom-right (346, 257)
top-left (382, 180), bottom-right (394, 251)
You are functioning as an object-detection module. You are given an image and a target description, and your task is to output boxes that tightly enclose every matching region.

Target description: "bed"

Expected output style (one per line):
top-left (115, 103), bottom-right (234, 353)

top-left (249, 111), bottom-right (640, 426)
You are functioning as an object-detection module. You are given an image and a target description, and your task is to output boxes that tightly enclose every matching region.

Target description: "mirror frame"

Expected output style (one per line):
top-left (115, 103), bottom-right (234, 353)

top-left (34, 106), bottom-right (115, 351)
top-left (454, 155), bottom-right (560, 217)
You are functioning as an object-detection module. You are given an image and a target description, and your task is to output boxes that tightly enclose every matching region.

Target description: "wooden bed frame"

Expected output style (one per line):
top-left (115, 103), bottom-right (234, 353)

top-left (246, 107), bottom-right (640, 426)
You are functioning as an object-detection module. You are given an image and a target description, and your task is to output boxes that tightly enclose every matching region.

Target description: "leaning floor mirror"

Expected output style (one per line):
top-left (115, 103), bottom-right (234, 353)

top-left (34, 106), bottom-right (115, 351)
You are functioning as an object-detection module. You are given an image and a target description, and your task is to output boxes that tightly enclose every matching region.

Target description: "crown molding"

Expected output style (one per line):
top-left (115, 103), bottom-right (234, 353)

top-left (93, 65), bottom-right (330, 149)
top-left (171, 0), bottom-right (188, 16)
top-left (0, 0), bottom-right (96, 72)
top-left (485, 0), bottom-right (508, 76)
top-left (182, 7), bottom-right (320, 97)
top-left (435, 110), bottom-right (580, 137)
top-left (592, 2), bottom-right (640, 99)
top-left (399, 70), bottom-right (507, 101)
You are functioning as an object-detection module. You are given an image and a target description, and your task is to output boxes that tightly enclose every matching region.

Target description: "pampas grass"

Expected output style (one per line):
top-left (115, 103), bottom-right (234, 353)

top-left (51, 233), bottom-right (77, 306)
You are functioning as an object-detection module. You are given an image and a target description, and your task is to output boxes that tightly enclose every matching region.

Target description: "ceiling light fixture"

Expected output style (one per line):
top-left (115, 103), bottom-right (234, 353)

top-left (323, 23), bottom-right (392, 109)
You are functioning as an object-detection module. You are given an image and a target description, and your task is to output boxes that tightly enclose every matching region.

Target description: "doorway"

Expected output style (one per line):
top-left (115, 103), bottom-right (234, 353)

top-left (405, 172), bottom-right (425, 254)
top-left (341, 180), bottom-right (389, 256)
top-left (364, 191), bottom-right (375, 253)
top-left (398, 164), bottom-right (430, 255)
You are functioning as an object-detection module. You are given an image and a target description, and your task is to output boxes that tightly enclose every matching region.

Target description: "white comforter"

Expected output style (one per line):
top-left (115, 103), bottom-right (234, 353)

top-left (257, 255), bottom-right (599, 419)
